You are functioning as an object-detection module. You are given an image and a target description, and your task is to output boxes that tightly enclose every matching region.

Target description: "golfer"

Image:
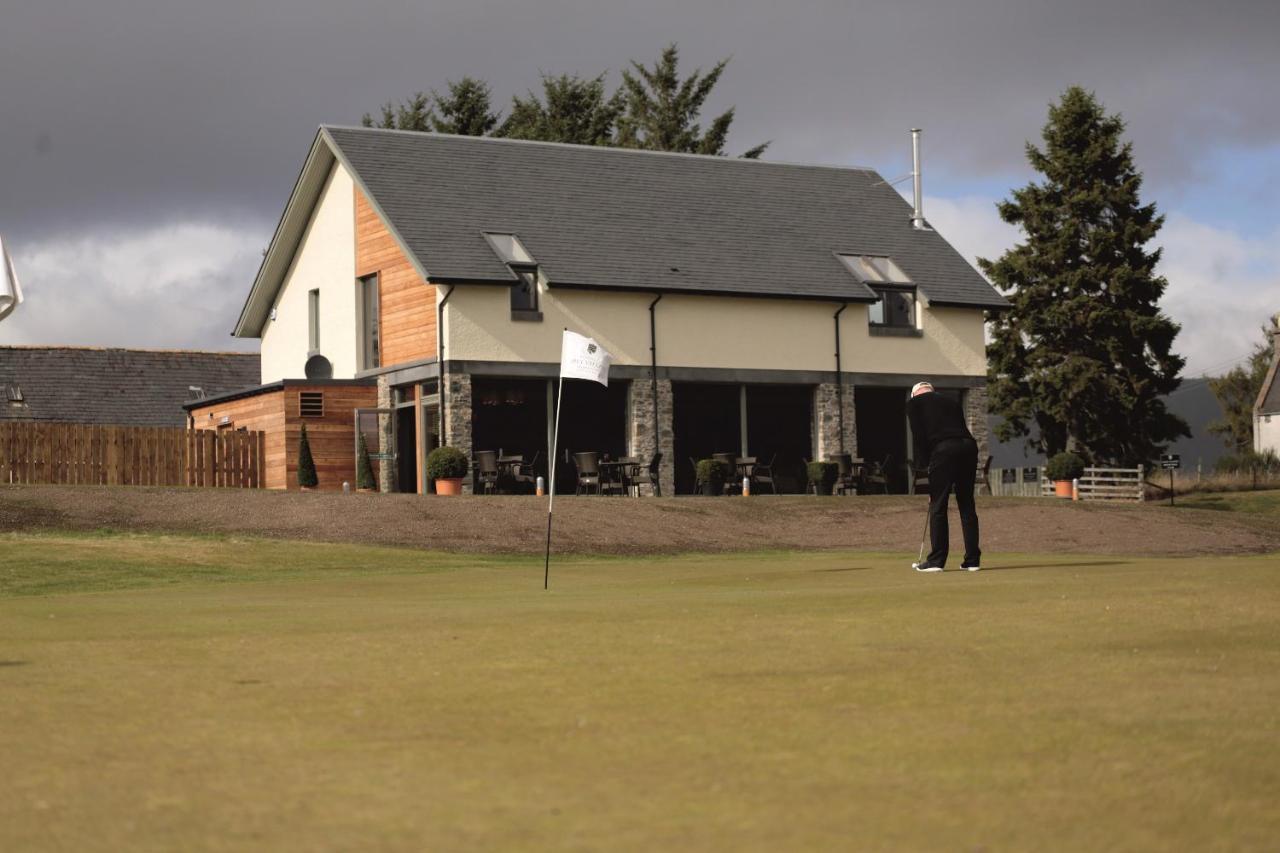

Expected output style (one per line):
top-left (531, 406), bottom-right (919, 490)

top-left (906, 381), bottom-right (981, 572)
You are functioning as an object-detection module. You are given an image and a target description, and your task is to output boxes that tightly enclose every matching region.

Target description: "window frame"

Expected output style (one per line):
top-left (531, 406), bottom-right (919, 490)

top-left (358, 273), bottom-right (380, 370)
top-left (508, 263), bottom-right (542, 320)
top-left (867, 284), bottom-right (921, 335)
top-left (307, 288), bottom-right (320, 354)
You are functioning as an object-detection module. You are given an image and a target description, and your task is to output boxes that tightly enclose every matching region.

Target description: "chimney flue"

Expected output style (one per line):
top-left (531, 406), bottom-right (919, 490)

top-left (911, 128), bottom-right (927, 230)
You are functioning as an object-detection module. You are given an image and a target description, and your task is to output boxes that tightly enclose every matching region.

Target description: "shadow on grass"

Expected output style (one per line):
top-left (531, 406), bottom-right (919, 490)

top-left (978, 560), bottom-right (1128, 572)
top-left (0, 660), bottom-right (31, 667)
top-left (811, 566), bottom-right (876, 573)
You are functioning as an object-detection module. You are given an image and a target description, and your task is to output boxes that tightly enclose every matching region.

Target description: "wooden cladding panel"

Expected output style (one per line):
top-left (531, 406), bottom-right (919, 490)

top-left (189, 391), bottom-right (288, 489)
top-left (355, 189), bottom-right (437, 367)
top-left (281, 385), bottom-right (378, 490)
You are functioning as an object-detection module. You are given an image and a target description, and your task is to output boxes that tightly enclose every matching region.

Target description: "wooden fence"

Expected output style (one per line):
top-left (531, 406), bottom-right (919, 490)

top-left (1038, 466), bottom-right (1145, 502)
top-left (0, 422), bottom-right (265, 488)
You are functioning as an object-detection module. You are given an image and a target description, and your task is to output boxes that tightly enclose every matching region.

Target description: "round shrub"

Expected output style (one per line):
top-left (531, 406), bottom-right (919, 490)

top-left (427, 446), bottom-right (470, 480)
top-left (1045, 451), bottom-right (1086, 482)
top-left (696, 459), bottom-right (730, 492)
top-left (807, 461), bottom-right (837, 495)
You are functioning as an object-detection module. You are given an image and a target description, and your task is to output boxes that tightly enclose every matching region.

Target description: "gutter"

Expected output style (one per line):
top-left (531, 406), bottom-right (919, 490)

top-left (437, 284), bottom-right (454, 444)
top-left (834, 303), bottom-right (847, 454)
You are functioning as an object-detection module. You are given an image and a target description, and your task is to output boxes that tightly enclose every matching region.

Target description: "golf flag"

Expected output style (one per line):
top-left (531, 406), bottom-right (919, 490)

top-left (559, 329), bottom-right (612, 386)
top-left (0, 234), bottom-right (22, 323)
top-left (544, 330), bottom-right (613, 589)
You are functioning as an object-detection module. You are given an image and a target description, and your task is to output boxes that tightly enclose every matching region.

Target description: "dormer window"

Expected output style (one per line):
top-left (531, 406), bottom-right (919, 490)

top-left (837, 254), bottom-right (921, 335)
top-left (484, 232), bottom-right (543, 321)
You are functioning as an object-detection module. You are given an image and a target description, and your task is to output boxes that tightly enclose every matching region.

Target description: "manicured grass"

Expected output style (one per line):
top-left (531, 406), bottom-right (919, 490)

top-left (1174, 488), bottom-right (1280, 516)
top-left (1, 534), bottom-right (1278, 851)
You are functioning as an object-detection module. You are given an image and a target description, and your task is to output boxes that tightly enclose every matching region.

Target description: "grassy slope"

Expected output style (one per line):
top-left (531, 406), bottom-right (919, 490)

top-left (1175, 488), bottom-right (1280, 515)
top-left (1, 534), bottom-right (1277, 851)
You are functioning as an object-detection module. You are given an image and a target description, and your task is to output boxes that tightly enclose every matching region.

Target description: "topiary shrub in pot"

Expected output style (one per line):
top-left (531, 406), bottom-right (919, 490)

top-left (427, 446), bottom-right (470, 495)
top-left (355, 432), bottom-right (376, 492)
top-left (807, 461), bottom-right (837, 496)
top-left (1045, 451), bottom-right (1086, 498)
top-left (696, 458), bottom-right (730, 496)
top-left (297, 424), bottom-right (318, 490)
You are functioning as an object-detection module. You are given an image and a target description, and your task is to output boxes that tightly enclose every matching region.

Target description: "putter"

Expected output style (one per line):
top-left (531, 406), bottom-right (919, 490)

top-left (917, 501), bottom-right (930, 566)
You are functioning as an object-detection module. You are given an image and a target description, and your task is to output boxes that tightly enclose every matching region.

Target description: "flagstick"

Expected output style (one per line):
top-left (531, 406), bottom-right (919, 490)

top-left (544, 371), bottom-right (565, 590)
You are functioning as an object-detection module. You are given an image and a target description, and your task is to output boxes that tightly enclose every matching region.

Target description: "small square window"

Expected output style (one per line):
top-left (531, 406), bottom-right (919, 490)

top-left (510, 268), bottom-right (539, 313)
top-left (869, 288), bottom-right (916, 328)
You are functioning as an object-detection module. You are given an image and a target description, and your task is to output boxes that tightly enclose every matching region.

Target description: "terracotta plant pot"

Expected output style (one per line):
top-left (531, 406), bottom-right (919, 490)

top-left (1054, 479), bottom-right (1074, 498)
top-left (434, 478), bottom-right (464, 496)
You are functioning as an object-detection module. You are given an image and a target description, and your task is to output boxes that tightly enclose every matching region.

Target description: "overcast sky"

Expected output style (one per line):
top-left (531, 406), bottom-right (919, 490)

top-left (2, 0), bottom-right (1277, 375)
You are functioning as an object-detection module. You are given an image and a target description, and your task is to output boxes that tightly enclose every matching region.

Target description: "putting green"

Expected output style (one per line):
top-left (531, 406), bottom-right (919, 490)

top-left (2, 533), bottom-right (1277, 851)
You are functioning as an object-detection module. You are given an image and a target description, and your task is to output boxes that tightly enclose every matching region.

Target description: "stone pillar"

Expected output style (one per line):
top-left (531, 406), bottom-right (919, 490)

top-left (629, 376), bottom-right (675, 496)
top-left (814, 381), bottom-right (857, 462)
top-left (444, 370), bottom-right (474, 494)
top-left (964, 384), bottom-right (990, 461)
top-left (376, 376), bottom-right (395, 494)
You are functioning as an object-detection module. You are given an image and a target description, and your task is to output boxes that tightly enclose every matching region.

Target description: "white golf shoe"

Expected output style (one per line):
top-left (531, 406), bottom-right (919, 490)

top-left (912, 562), bottom-right (944, 573)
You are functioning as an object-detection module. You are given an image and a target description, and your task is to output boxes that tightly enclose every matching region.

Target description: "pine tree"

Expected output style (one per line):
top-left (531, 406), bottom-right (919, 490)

top-left (980, 87), bottom-right (1188, 466)
top-left (497, 73), bottom-right (623, 146)
top-left (615, 44), bottom-right (768, 158)
top-left (297, 424), bottom-right (318, 489)
top-left (429, 77), bottom-right (500, 136)
top-left (355, 431), bottom-right (377, 491)
top-left (361, 92), bottom-right (434, 131)
top-left (1208, 325), bottom-right (1276, 453)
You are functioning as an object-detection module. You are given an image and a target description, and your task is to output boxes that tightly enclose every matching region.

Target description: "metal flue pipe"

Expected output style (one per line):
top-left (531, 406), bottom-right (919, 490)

top-left (911, 128), bottom-right (926, 230)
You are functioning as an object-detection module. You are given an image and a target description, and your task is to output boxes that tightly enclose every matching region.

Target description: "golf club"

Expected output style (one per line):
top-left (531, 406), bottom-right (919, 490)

top-left (917, 499), bottom-right (930, 566)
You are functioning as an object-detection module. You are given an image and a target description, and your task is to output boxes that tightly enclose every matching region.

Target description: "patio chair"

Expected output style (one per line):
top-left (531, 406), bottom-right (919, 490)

top-left (909, 461), bottom-right (930, 496)
top-left (474, 449), bottom-right (500, 495)
top-left (714, 452), bottom-right (738, 495)
top-left (828, 453), bottom-right (856, 495)
top-left (750, 453), bottom-right (778, 495)
top-left (512, 451), bottom-right (543, 493)
top-left (602, 456), bottom-right (632, 496)
top-left (573, 451), bottom-right (602, 495)
top-left (690, 456), bottom-right (704, 494)
top-left (630, 452), bottom-right (662, 496)
top-left (976, 455), bottom-right (993, 495)
top-left (863, 453), bottom-right (894, 494)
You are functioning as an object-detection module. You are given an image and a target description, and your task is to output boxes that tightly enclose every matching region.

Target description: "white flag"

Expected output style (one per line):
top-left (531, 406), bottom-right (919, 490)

top-left (0, 234), bottom-right (22, 323)
top-left (559, 330), bottom-right (612, 386)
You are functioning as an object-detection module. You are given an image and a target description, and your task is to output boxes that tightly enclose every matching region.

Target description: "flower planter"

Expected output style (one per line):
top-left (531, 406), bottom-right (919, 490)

top-left (434, 478), bottom-right (464, 496)
top-left (1054, 479), bottom-right (1074, 498)
top-left (702, 480), bottom-right (724, 497)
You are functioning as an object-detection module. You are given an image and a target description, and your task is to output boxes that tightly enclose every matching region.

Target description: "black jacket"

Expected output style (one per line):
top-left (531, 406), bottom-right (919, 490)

top-left (906, 392), bottom-right (974, 467)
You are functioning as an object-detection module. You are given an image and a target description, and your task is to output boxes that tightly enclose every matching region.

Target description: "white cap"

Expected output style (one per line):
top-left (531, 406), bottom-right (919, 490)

top-left (910, 381), bottom-right (934, 397)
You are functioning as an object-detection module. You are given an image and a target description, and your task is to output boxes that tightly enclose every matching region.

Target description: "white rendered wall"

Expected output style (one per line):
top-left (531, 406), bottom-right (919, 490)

top-left (443, 283), bottom-right (987, 379)
top-left (1256, 413), bottom-right (1280, 454)
top-left (260, 163), bottom-right (356, 383)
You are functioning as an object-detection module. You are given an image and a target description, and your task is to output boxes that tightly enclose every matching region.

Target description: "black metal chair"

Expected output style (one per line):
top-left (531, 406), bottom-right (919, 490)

top-left (573, 451), bottom-right (602, 495)
top-left (748, 454), bottom-right (778, 495)
top-left (474, 450), bottom-right (500, 495)
top-left (828, 453), bottom-right (856, 495)
top-left (713, 452), bottom-right (738, 495)
top-left (512, 451), bottom-right (543, 493)
top-left (629, 452), bottom-right (662, 496)
top-left (909, 461), bottom-right (930, 496)
top-left (863, 453), bottom-right (894, 494)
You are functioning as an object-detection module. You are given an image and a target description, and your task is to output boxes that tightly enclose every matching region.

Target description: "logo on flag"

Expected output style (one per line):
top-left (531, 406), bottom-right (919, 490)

top-left (560, 330), bottom-right (612, 387)
top-left (0, 234), bottom-right (23, 323)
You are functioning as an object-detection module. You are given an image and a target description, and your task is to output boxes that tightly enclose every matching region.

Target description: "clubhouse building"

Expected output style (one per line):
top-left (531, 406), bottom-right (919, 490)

top-left (186, 126), bottom-right (1006, 493)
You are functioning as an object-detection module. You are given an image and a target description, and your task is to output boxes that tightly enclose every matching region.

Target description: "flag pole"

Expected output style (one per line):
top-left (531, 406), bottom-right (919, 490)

top-left (544, 371), bottom-right (565, 590)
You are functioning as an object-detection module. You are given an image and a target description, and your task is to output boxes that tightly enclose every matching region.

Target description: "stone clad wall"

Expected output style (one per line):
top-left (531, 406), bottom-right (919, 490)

top-left (628, 377), bottom-right (675, 496)
top-left (814, 381), bottom-right (857, 462)
top-left (444, 370), bottom-right (474, 494)
top-left (964, 384), bottom-right (990, 461)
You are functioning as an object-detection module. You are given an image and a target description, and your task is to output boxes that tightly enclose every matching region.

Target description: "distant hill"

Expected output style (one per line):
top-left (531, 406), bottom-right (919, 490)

top-left (987, 377), bottom-right (1229, 473)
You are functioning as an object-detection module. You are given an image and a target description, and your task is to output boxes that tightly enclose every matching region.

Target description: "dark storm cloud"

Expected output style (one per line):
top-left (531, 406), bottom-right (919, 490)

top-left (2, 0), bottom-right (1278, 240)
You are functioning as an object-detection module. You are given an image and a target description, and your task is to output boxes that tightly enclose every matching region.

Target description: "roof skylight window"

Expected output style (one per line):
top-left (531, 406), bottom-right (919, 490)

top-left (483, 232), bottom-right (535, 266)
top-left (838, 254), bottom-right (911, 284)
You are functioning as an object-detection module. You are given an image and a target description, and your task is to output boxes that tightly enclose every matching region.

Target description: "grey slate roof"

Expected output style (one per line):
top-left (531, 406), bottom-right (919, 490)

top-left (322, 126), bottom-right (1007, 308)
top-left (0, 347), bottom-right (260, 426)
top-left (1260, 352), bottom-right (1280, 414)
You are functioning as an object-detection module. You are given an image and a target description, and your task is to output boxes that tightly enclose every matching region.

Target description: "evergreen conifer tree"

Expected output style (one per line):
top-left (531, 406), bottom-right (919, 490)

top-left (616, 44), bottom-right (768, 158)
top-left (498, 73), bottom-right (623, 145)
top-left (355, 431), bottom-right (376, 491)
top-left (1208, 324), bottom-right (1276, 453)
top-left (297, 424), bottom-right (318, 489)
top-left (980, 87), bottom-right (1188, 465)
top-left (429, 77), bottom-right (500, 136)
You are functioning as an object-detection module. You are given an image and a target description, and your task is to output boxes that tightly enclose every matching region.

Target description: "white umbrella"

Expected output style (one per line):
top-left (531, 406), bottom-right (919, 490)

top-left (0, 234), bottom-right (23, 322)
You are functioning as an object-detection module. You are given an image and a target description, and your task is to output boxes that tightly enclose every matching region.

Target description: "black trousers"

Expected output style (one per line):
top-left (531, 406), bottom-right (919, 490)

top-left (926, 437), bottom-right (980, 567)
